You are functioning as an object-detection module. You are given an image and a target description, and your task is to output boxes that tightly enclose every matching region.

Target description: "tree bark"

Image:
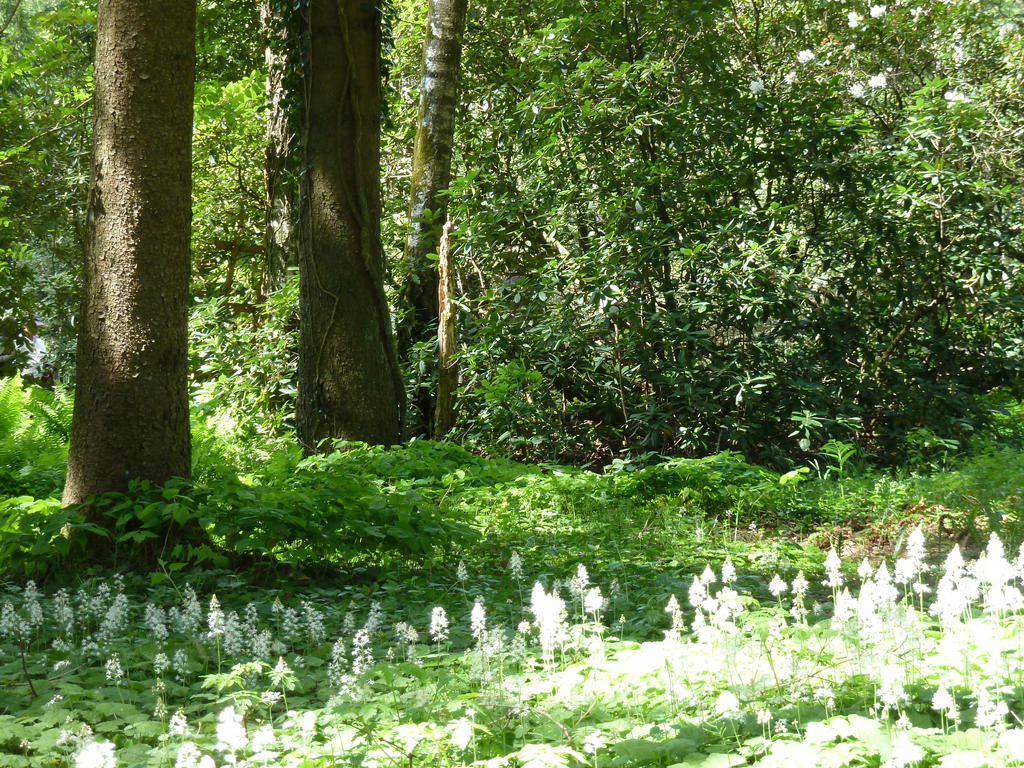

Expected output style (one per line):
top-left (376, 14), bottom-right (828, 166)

top-left (63, 0), bottom-right (195, 506)
top-left (397, 0), bottom-right (468, 436)
top-left (262, 0), bottom-right (299, 296)
top-left (296, 0), bottom-right (403, 451)
top-left (433, 221), bottom-right (458, 436)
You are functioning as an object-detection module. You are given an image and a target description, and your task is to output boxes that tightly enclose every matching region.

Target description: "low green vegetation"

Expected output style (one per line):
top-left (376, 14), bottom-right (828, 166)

top-left (3, 377), bottom-right (1024, 766)
top-left (1, 515), bottom-right (1024, 767)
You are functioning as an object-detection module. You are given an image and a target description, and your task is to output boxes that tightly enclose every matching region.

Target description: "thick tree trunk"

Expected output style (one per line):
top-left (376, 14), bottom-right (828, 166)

top-left (397, 0), bottom-right (468, 436)
top-left (262, 0), bottom-right (298, 296)
top-left (296, 0), bottom-right (403, 451)
top-left (63, 0), bottom-right (195, 506)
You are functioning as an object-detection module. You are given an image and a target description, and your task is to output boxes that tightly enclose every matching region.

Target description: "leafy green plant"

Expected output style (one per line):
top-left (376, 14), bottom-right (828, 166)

top-left (0, 376), bottom-right (70, 498)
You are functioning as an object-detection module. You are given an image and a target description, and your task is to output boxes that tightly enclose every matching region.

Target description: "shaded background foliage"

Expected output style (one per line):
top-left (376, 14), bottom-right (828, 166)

top-left (440, 0), bottom-right (1024, 465)
top-left (0, 0), bottom-right (1022, 469)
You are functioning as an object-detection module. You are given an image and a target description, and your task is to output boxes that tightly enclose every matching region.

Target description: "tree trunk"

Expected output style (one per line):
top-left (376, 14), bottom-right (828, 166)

top-left (262, 0), bottom-right (298, 296)
top-left (433, 221), bottom-right (458, 436)
top-left (397, 0), bottom-right (468, 436)
top-left (63, 0), bottom-right (195, 506)
top-left (296, 0), bottom-right (403, 451)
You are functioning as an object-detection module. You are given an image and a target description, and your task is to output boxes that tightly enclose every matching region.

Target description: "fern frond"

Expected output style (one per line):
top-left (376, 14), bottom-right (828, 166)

top-left (25, 385), bottom-right (73, 442)
top-left (0, 376), bottom-right (28, 439)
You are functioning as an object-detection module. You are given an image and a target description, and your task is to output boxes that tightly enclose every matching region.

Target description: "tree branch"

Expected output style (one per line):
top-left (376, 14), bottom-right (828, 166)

top-left (0, 0), bottom-right (25, 40)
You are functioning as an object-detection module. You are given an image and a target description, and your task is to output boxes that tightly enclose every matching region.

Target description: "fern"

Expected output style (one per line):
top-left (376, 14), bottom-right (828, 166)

top-left (0, 376), bottom-right (26, 439)
top-left (24, 384), bottom-right (72, 443)
top-left (0, 376), bottom-right (68, 498)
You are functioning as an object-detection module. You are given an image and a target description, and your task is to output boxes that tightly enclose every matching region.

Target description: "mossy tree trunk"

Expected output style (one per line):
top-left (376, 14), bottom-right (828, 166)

top-left (296, 0), bottom-right (404, 451)
top-left (63, 0), bottom-right (195, 507)
top-left (397, 0), bottom-right (468, 437)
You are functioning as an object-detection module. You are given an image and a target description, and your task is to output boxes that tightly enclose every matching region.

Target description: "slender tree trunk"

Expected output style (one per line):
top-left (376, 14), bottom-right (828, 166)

top-left (296, 0), bottom-right (403, 450)
top-left (262, 0), bottom-right (298, 296)
top-left (63, 0), bottom-right (195, 506)
top-left (433, 221), bottom-right (458, 435)
top-left (397, 0), bottom-right (468, 436)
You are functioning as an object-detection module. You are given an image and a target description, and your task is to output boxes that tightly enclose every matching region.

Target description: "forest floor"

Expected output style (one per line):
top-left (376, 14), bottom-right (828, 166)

top-left (2, 438), bottom-right (1024, 767)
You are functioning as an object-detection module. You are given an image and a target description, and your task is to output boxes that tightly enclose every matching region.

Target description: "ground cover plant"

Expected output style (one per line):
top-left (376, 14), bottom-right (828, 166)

top-left (5, 373), bottom-right (1024, 765)
top-left (2, 524), bottom-right (1024, 767)
top-left (5, 370), bottom-right (1020, 762)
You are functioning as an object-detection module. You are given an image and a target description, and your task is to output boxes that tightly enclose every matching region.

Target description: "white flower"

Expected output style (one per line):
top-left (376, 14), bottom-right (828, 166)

top-left (172, 648), bottom-right (189, 679)
top-left (570, 564), bottom-right (590, 597)
top-left (450, 718), bottom-right (474, 750)
top-left (715, 690), bottom-right (741, 717)
top-left (749, 79), bottom-right (765, 95)
top-left (154, 652), bottom-right (170, 676)
top-left (456, 561), bottom-right (469, 582)
top-left (174, 742), bottom-right (202, 768)
top-left (868, 73), bottom-right (887, 89)
top-left (944, 90), bottom-right (968, 103)
top-left (797, 49), bottom-right (815, 64)
top-left (976, 688), bottom-right (1009, 730)
top-left (429, 606), bottom-right (449, 643)
top-left (895, 524), bottom-right (928, 587)
top-left (879, 664), bottom-right (907, 710)
top-left (792, 571), bottom-right (808, 595)
top-left (870, 4), bottom-right (886, 18)
top-left (530, 582), bottom-right (568, 664)
top-left (76, 741), bottom-right (116, 768)
top-left (507, 551), bottom-right (524, 581)
top-left (848, 11), bottom-right (863, 27)
top-left (215, 706), bottom-right (248, 753)
top-left (296, 710), bottom-right (317, 734)
top-left (169, 709), bottom-right (188, 736)
top-left (688, 575), bottom-right (707, 608)
top-left (104, 653), bottom-right (123, 683)
top-left (833, 587), bottom-right (855, 624)
top-left (583, 731), bottom-right (605, 755)
top-left (144, 604), bottom-right (169, 644)
top-left (207, 595), bottom-right (224, 637)
top-left (768, 574), bottom-right (788, 596)
top-left (470, 599), bottom-right (486, 640)
top-left (583, 587), bottom-right (604, 615)
top-left (721, 557), bottom-right (736, 584)
top-left (857, 558), bottom-right (873, 580)
top-left (824, 547), bottom-right (843, 588)
top-left (252, 724), bottom-right (276, 751)
top-left (931, 686), bottom-right (956, 715)
top-left (700, 565), bottom-right (716, 585)
top-left (885, 729), bottom-right (924, 768)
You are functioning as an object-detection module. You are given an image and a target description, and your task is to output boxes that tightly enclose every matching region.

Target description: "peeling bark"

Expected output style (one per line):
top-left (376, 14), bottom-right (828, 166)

top-left (434, 221), bottom-right (458, 435)
top-left (398, 0), bottom-right (468, 436)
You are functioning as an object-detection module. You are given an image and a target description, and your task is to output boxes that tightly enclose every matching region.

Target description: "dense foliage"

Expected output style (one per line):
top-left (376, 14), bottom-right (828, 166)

top-left (439, 0), bottom-right (1024, 464)
top-left (1, 0), bottom-right (1021, 466)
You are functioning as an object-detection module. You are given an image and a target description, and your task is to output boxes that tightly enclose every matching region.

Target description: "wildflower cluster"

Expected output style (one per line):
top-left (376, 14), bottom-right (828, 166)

top-left (5, 529), bottom-right (1024, 768)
